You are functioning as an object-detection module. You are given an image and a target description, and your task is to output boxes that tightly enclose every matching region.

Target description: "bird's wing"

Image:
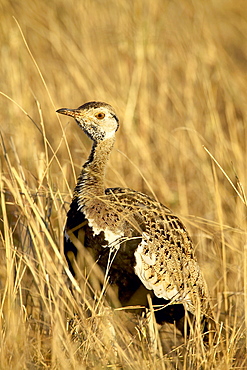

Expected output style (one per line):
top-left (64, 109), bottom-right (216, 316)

top-left (133, 215), bottom-right (208, 314)
top-left (105, 188), bottom-right (209, 314)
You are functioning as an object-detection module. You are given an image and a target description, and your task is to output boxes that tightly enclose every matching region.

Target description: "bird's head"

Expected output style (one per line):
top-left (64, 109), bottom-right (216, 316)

top-left (56, 101), bottom-right (119, 142)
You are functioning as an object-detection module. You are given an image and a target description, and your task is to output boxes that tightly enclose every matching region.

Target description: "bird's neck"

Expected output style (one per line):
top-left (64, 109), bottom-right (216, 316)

top-left (75, 136), bottom-right (115, 202)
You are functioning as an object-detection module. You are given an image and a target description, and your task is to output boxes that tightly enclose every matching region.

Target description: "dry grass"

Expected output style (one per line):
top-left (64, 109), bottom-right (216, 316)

top-left (0, 0), bottom-right (247, 368)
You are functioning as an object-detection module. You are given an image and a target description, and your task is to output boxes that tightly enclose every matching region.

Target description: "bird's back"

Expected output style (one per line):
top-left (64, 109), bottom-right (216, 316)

top-left (65, 187), bottom-right (209, 315)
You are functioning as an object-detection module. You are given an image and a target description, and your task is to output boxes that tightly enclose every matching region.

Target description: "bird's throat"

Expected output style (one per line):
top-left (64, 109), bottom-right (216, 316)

top-left (75, 137), bottom-right (115, 201)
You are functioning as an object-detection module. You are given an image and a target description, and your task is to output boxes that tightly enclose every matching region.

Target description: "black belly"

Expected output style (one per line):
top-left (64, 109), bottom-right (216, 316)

top-left (65, 216), bottom-right (143, 304)
top-left (64, 209), bottom-right (188, 333)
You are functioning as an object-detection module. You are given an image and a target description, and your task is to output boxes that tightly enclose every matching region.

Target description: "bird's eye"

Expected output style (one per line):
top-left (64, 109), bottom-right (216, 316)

top-left (95, 112), bottom-right (105, 120)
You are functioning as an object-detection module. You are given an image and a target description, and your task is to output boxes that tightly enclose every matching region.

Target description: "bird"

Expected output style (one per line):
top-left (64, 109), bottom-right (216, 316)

top-left (57, 101), bottom-right (211, 336)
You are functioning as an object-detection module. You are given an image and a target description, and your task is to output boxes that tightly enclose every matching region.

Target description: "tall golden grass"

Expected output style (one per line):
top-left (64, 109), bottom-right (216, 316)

top-left (0, 0), bottom-right (246, 368)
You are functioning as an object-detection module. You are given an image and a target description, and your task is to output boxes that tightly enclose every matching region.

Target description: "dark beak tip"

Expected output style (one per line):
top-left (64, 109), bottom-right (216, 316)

top-left (56, 108), bottom-right (68, 114)
top-left (56, 108), bottom-right (77, 118)
top-left (56, 107), bottom-right (80, 119)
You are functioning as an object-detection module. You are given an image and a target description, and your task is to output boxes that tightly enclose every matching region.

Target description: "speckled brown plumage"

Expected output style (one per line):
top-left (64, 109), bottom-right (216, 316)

top-left (57, 101), bottom-right (211, 334)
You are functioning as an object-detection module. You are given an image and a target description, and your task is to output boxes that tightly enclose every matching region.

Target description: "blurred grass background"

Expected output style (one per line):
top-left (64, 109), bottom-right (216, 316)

top-left (0, 0), bottom-right (247, 368)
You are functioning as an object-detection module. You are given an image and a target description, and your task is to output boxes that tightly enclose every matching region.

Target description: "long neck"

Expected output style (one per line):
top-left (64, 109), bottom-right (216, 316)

top-left (74, 136), bottom-right (115, 200)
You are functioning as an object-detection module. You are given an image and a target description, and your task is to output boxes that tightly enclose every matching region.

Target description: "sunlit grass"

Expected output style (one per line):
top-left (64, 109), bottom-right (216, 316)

top-left (0, 0), bottom-right (246, 368)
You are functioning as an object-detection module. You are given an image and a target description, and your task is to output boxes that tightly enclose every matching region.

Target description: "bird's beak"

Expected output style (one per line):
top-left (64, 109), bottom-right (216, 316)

top-left (56, 108), bottom-right (82, 118)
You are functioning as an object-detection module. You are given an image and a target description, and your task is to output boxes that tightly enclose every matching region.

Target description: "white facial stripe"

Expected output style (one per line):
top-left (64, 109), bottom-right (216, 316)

top-left (104, 129), bottom-right (116, 139)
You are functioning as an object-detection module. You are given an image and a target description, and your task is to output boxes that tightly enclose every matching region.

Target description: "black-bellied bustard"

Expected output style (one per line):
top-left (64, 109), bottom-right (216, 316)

top-left (57, 101), bottom-right (212, 336)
